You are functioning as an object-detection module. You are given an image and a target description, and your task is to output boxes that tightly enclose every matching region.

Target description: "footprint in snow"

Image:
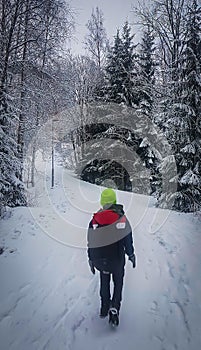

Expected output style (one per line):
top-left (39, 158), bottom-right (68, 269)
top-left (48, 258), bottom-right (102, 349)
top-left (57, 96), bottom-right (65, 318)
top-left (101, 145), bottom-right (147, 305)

top-left (158, 239), bottom-right (166, 247)
top-left (150, 301), bottom-right (159, 313)
top-left (39, 214), bottom-right (45, 218)
top-left (12, 230), bottom-right (21, 239)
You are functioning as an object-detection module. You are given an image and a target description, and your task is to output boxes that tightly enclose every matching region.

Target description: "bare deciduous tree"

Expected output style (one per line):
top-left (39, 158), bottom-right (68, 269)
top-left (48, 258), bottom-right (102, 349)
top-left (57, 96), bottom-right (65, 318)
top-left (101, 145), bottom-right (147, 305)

top-left (85, 6), bottom-right (109, 69)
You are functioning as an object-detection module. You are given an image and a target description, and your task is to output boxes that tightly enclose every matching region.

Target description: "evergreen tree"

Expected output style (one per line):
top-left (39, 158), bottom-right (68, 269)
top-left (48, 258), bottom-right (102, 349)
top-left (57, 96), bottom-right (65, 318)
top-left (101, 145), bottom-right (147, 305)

top-left (0, 91), bottom-right (27, 214)
top-left (121, 21), bottom-right (138, 106)
top-left (138, 25), bottom-right (157, 117)
top-left (105, 29), bottom-right (124, 104)
top-left (105, 22), bottom-right (138, 106)
top-left (174, 0), bottom-right (201, 211)
top-left (158, 0), bottom-right (201, 212)
top-left (135, 25), bottom-right (160, 195)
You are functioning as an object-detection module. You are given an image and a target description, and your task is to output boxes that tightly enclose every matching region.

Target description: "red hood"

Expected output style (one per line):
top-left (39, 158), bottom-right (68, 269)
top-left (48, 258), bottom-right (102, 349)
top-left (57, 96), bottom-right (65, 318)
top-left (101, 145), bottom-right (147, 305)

top-left (93, 210), bottom-right (120, 226)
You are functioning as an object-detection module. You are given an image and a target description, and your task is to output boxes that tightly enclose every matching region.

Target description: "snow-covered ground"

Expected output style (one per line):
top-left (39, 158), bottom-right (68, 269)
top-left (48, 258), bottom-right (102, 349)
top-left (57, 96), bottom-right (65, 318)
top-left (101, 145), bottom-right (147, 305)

top-left (0, 155), bottom-right (201, 350)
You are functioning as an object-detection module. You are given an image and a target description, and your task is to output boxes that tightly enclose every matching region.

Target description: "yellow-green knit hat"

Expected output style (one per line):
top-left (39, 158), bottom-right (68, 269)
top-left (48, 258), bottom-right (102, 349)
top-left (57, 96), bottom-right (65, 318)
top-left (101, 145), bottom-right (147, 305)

top-left (100, 188), bottom-right (116, 207)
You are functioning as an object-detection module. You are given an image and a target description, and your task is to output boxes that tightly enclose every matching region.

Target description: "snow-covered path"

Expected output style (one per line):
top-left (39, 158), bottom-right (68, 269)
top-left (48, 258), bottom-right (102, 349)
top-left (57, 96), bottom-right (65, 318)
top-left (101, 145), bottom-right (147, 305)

top-left (0, 161), bottom-right (201, 350)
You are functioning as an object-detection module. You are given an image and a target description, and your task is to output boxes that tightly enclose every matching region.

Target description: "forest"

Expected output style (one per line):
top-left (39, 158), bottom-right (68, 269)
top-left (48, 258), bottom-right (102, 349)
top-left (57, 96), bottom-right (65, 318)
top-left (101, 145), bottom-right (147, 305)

top-left (0, 0), bottom-right (200, 215)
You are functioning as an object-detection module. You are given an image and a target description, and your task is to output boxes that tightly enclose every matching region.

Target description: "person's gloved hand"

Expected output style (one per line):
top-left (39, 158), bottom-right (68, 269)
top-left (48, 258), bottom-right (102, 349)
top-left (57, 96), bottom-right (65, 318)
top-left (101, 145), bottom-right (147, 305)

top-left (129, 254), bottom-right (136, 268)
top-left (88, 260), bottom-right (95, 274)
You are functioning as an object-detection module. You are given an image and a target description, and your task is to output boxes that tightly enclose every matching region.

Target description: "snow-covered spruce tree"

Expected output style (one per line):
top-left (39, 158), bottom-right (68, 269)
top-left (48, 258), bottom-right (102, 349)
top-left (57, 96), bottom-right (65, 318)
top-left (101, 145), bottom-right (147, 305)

top-left (134, 0), bottom-right (188, 131)
top-left (138, 25), bottom-right (157, 117)
top-left (171, 0), bottom-right (201, 212)
top-left (137, 25), bottom-right (161, 195)
top-left (104, 29), bottom-right (124, 104)
top-left (156, 0), bottom-right (201, 212)
top-left (0, 91), bottom-right (27, 213)
top-left (121, 21), bottom-right (139, 107)
top-left (105, 22), bottom-right (138, 107)
top-left (0, 0), bottom-right (27, 212)
top-left (135, 0), bottom-right (199, 209)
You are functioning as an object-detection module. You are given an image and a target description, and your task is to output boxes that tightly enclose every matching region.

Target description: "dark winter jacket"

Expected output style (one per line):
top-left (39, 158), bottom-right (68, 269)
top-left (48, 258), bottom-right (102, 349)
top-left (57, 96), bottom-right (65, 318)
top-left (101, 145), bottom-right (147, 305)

top-left (87, 204), bottom-right (134, 272)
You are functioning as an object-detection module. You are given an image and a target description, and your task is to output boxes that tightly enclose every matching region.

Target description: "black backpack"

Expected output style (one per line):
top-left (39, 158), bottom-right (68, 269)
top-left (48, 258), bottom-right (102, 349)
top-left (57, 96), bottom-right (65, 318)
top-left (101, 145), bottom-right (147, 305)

top-left (92, 241), bottom-right (125, 273)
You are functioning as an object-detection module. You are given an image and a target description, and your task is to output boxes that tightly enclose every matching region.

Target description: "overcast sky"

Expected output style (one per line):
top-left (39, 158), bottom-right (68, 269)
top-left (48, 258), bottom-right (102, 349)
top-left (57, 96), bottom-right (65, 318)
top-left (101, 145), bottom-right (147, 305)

top-left (69, 0), bottom-right (143, 54)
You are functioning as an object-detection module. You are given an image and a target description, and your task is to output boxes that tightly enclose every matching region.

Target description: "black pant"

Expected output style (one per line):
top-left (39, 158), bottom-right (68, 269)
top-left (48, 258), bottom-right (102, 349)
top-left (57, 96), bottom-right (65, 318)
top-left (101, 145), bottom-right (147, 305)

top-left (100, 263), bottom-right (125, 311)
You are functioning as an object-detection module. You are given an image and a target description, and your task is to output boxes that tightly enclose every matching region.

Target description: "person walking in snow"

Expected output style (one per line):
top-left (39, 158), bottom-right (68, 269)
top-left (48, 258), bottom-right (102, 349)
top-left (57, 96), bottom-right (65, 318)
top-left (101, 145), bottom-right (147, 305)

top-left (87, 188), bottom-right (136, 325)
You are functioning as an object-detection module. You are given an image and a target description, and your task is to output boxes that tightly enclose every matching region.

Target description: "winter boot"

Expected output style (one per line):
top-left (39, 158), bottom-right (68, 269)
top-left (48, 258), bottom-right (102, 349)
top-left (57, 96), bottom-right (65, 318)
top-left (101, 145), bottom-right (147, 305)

top-left (111, 298), bottom-right (121, 313)
top-left (109, 307), bottom-right (119, 326)
top-left (99, 302), bottom-right (110, 318)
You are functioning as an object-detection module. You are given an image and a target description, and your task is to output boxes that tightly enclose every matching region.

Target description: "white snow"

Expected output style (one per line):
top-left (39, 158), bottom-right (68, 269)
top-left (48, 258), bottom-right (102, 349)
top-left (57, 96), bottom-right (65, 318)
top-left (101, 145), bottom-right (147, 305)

top-left (180, 170), bottom-right (199, 186)
top-left (0, 155), bottom-right (201, 350)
